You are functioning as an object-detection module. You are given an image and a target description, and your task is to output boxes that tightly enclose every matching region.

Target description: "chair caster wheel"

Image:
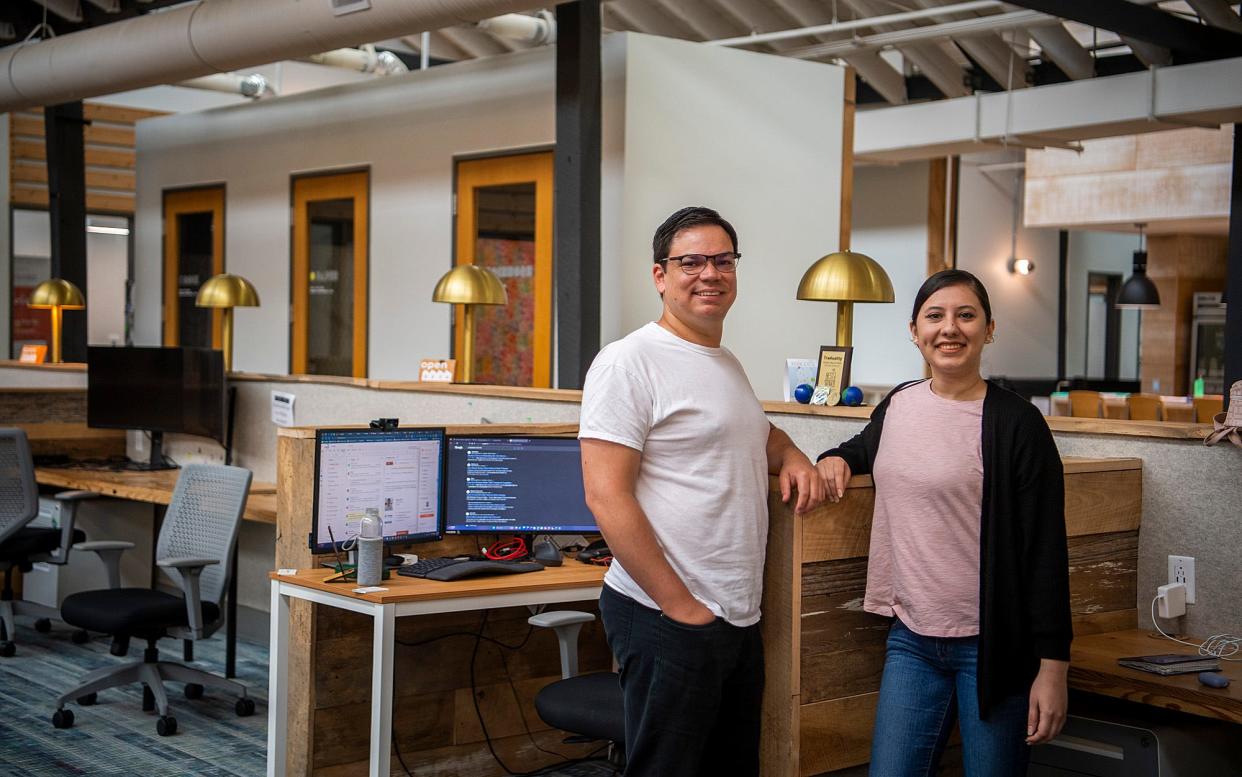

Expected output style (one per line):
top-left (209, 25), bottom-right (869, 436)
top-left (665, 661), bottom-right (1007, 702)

top-left (184, 683), bottom-right (204, 700)
top-left (78, 692), bottom-right (97, 706)
top-left (235, 697), bottom-right (255, 717)
top-left (52, 709), bottom-right (75, 729)
top-left (156, 715), bottom-right (177, 736)
top-left (34, 618), bottom-right (52, 633)
top-left (71, 630), bottom-right (90, 644)
top-left (0, 641), bottom-right (15, 657)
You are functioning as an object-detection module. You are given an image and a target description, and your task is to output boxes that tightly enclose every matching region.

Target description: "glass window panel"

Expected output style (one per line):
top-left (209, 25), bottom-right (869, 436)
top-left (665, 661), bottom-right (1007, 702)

top-left (471, 183), bottom-right (536, 385)
top-left (306, 198), bottom-right (355, 377)
top-left (176, 211), bottom-right (215, 348)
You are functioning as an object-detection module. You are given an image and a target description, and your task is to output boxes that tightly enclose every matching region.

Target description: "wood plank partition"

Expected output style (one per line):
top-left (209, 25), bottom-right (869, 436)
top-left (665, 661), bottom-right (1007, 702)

top-left (761, 456), bottom-right (1143, 776)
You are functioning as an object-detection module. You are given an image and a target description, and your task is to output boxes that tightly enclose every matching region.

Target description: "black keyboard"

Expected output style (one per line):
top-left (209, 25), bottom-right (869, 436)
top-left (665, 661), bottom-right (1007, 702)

top-left (397, 557), bottom-right (544, 582)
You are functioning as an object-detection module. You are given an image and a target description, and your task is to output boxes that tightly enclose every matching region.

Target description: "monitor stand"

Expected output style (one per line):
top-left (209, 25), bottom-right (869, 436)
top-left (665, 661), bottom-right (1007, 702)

top-left (119, 430), bottom-right (179, 471)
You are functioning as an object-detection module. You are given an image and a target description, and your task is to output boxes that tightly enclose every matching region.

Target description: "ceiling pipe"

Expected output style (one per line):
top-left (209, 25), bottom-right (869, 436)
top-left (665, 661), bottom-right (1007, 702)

top-left (0, 0), bottom-right (565, 113)
top-left (476, 10), bottom-right (556, 45)
top-left (179, 72), bottom-right (274, 98)
top-left (303, 44), bottom-right (409, 75)
top-left (708, 0), bottom-right (1002, 47)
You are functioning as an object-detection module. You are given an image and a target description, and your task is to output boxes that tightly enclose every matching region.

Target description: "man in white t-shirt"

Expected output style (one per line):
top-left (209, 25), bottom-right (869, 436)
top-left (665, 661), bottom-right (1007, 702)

top-left (579, 206), bottom-right (825, 775)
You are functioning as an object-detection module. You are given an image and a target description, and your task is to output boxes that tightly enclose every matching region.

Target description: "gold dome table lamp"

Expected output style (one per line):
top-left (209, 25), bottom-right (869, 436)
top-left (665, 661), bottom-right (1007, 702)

top-left (432, 264), bottom-right (508, 383)
top-left (195, 273), bottom-right (260, 372)
top-left (797, 250), bottom-right (894, 347)
top-left (29, 279), bottom-right (85, 363)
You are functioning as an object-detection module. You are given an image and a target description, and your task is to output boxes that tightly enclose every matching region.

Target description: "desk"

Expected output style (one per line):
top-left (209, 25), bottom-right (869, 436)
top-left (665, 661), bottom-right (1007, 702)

top-left (34, 465), bottom-right (276, 678)
top-left (1069, 629), bottom-right (1242, 724)
top-left (266, 562), bottom-right (607, 777)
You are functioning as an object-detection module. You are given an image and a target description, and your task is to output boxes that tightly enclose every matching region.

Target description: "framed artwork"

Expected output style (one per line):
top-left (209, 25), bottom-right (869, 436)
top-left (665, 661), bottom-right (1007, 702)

top-left (816, 346), bottom-right (853, 399)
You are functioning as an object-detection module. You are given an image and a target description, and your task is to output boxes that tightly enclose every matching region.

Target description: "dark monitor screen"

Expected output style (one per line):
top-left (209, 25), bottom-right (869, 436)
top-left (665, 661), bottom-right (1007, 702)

top-left (310, 427), bottom-right (446, 553)
top-left (444, 435), bottom-right (598, 535)
top-left (87, 346), bottom-right (226, 442)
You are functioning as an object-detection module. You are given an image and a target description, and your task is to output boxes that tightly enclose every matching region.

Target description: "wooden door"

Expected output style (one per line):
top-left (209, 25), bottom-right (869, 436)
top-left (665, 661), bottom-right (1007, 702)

top-left (454, 152), bottom-right (554, 387)
top-left (163, 186), bottom-right (224, 347)
top-left (291, 170), bottom-right (369, 377)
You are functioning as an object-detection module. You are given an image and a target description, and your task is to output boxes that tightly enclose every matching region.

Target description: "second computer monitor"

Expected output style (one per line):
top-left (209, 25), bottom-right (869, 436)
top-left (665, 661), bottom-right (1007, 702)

top-left (444, 435), bottom-right (598, 535)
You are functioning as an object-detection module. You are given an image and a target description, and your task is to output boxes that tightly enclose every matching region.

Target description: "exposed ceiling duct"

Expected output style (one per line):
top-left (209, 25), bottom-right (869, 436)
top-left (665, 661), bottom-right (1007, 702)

top-left (0, 0), bottom-right (565, 113)
top-left (303, 44), bottom-right (409, 75)
top-left (179, 72), bottom-right (275, 99)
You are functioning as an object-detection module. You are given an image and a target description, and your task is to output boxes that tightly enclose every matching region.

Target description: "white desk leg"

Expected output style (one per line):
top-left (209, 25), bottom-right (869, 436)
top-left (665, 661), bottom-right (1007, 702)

top-left (370, 603), bottom-right (396, 777)
top-left (267, 583), bottom-right (290, 777)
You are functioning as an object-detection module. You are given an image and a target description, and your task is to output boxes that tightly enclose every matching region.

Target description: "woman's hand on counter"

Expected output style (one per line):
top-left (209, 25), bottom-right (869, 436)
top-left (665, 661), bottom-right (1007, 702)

top-left (815, 456), bottom-right (852, 502)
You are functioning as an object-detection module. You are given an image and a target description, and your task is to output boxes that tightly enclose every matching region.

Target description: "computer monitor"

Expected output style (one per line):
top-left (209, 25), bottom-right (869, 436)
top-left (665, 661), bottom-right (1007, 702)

top-left (87, 346), bottom-right (227, 467)
top-left (310, 427), bottom-right (446, 553)
top-left (443, 435), bottom-right (598, 535)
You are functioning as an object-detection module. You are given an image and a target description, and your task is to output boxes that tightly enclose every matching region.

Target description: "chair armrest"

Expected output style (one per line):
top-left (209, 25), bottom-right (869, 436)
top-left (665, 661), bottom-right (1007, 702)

top-left (529, 610), bottom-right (596, 679)
top-left (73, 540), bottom-right (135, 589)
top-left (53, 490), bottom-right (99, 501)
top-left (157, 558), bottom-right (218, 636)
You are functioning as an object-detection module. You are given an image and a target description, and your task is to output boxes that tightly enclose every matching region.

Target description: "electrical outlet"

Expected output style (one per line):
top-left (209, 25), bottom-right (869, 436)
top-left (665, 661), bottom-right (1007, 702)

top-left (1168, 555), bottom-right (1196, 605)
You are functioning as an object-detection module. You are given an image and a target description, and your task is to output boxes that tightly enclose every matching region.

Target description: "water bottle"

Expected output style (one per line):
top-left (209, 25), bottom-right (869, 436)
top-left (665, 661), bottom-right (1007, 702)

top-left (356, 513), bottom-right (383, 586)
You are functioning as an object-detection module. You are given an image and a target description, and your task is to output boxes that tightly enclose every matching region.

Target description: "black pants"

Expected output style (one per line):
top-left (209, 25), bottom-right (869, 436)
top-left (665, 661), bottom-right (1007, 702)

top-left (598, 584), bottom-right (764, 777)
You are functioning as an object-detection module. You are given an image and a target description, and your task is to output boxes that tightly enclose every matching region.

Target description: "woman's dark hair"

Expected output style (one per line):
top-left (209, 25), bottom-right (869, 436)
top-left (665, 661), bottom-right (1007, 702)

top-left (911, 269), bottom-right (992, 324)
top-left (652, 206), bottom-right (738, 263)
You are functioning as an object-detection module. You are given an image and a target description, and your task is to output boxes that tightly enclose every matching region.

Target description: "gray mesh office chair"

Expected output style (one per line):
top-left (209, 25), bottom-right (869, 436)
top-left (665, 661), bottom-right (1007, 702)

top-left (52, 463), bottom-right (255, 736)
top-left (0, 428), bottom-right (95, 656)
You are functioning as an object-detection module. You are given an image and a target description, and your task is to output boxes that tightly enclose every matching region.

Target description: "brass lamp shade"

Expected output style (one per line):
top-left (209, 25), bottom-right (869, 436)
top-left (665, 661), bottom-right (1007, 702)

top-left (29, 279), bottom-right (85, 364)
top-left (432, 265), bottom-right (508, 384)
top-left (431, 264), bottom-right (508, 306)
top-left (195, 273), bottom-right (261, 373)
top-left (797, 250), bottom-right (894, 347)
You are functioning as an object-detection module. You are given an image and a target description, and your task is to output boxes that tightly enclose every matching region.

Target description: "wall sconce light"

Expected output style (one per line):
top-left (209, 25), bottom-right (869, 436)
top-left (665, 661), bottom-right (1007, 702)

top-left (28, 278), bottom-right (85, 363)
top-left (432, 264), bottom-right (508, 383)
top-left (1116, 224), bottom-right (1160, 310)
top-left (796, 250), bottom-right (894, 347)
top-left (196, 273), bottom-right (261, 372)
top-left (1008, 257), bottom-right (1035, 275)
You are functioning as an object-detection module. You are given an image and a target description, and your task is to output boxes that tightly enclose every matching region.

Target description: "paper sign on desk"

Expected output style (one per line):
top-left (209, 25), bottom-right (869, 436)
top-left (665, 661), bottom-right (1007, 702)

top-left (19, 344), bottom-right (47, 364)
top-left (271, 391), bottom-right (296, 426)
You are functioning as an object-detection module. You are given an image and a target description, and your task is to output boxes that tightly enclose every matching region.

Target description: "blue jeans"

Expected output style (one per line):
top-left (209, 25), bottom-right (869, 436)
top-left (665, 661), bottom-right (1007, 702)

top-left (598, 584), bottom-right (764, 777)
top-left (870, 619), bottom-right (1030, 777)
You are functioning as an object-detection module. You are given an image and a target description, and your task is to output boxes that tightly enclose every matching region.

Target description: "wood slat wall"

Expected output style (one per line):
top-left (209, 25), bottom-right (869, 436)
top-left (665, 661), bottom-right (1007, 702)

top-left (8, 103), bottom-right (164, 215)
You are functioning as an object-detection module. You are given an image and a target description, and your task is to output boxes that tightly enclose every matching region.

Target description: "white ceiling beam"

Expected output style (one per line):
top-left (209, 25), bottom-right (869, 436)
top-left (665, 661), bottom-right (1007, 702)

top-left (1121, 36), bottom-right (1172, 67)
top-left (438, 26), bottom-right (509, 59)
top-left (33, 0), bottom-right (82, 23)
top-left (600, 0), bottom-right (695, 38)
top-left (1027, 22), bottom-right (1094, 80)
top-left (398, 33), bottom-right (470, 61)
top-left (1186, 0), bottom-right (1242, 32)
top-left (848, 48), bottom-right (909, 104)
top-left (904, 0), bottom-right (1029, 89)
top-left (843, 0), bottom-right (971, 98)
top-left (703, 0), bottom-right (805, 52)
top-left (83, 0), bottom-right (120, 12)
top-left (650, 0), bottom-right (737, 41)
top-left (712, 0), bottom-right (1004, 47)
top-left (787, 9), bottom-right (1061, 59)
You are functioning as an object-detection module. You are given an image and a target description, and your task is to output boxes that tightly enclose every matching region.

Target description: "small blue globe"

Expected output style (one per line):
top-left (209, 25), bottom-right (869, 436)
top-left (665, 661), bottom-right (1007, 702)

top-left (842, 386), bottom-right (864, 407)
top-left (794, 383), bottom-right (814, 404)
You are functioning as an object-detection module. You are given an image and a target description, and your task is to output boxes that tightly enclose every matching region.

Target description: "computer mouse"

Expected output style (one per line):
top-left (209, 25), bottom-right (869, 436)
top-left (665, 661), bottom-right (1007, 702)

top-left (532, 540), bottom-right (563, 567)
top-left (1198, 671), bottom-right (1230, 689)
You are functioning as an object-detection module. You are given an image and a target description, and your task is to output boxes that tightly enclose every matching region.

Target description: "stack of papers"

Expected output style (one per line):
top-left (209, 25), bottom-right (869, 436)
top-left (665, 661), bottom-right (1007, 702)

top-left (1117, 653), bottom-right (1221, 675)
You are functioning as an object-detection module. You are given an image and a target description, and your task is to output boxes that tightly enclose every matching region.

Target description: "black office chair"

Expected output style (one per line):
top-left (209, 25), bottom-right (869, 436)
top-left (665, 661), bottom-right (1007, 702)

top-left (51, 463), bottom-right (257, 736)
top-left (0, 428), bottom-right (96, 657)
top-left (528, 610), bottom-right (625, 766)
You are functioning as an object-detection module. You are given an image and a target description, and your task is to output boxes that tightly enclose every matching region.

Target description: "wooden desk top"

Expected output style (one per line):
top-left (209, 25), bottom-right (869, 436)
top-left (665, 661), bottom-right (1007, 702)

top-left (1069, 629), bottom-right (1242, 724)
top-left (35, 466), bottom-right (277, 524)
top-left (270, 560), bottom-right (607, 605)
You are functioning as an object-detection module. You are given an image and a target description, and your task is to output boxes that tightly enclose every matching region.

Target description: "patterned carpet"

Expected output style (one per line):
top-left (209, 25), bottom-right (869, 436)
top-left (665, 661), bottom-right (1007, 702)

top-left (0, 617), bottom-right (618, 777)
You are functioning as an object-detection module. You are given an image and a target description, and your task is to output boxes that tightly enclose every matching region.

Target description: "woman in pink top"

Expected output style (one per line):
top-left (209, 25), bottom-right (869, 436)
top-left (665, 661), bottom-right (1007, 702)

top-left (816, 270), bottom-right (1071, 776)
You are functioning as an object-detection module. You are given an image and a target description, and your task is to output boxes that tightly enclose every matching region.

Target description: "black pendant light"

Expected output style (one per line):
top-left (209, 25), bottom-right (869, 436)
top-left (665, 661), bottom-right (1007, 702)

top-left (1116, 224), bottom-right (1161, 310)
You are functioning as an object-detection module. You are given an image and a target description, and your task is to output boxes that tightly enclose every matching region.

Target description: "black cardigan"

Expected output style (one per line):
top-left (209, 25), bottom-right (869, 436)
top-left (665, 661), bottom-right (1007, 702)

top-left (820, 379), bottom-right (1072, 718)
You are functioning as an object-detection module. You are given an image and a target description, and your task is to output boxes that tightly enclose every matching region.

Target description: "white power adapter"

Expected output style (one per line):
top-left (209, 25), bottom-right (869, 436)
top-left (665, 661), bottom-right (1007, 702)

top-left (1157, 582), bottom-right (1187, 618)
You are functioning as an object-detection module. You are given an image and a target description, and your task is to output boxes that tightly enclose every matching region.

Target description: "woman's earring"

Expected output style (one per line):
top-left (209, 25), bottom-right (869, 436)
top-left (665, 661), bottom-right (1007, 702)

top-left (986, 335), bottom-right (995, 344)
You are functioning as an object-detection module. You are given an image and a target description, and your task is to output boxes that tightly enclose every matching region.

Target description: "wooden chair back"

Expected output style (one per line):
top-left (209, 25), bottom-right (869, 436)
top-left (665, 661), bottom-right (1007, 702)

top-left (1068, 390), bottom-right (1103, 419)
top-left (1125, 393), bottom-right (1162, 422)
top-left (1194, 396), bottom-right (1223, 424)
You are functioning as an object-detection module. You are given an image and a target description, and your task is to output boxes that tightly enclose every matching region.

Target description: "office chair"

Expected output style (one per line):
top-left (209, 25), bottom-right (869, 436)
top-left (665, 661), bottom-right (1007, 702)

top-left (1126, 393), bottom-right (1162, 422)
top-left (528, 610), bottom-right (625, 766)
top-left (0, 428), bottom-right (96, 657)
top-left (51, 463), bottom-right (256, 736)
top-left (1068, 390), bottom-right (1104, 418)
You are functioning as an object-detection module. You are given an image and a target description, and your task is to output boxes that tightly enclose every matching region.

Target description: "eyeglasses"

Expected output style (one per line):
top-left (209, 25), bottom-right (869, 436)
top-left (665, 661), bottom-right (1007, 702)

top-left (657, 252), bottom-right (741, 275)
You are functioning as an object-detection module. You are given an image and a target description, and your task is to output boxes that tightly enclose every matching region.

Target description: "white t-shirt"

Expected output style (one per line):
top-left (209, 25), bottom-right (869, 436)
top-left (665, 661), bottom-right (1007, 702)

top-left (578, 322), bottom-right (771, 626)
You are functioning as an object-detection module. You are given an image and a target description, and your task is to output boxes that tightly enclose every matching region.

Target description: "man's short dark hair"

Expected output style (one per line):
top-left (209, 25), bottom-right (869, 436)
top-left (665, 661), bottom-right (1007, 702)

top-left (652, 206), bottom-right (738, 264)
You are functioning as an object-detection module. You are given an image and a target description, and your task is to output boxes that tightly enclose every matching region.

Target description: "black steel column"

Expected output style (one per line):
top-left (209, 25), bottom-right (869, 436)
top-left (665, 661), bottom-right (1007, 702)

top-left (1225, 125), bottom-right (1242, 410)
top-left (1057, 230), bottom-right (1068, 379)
top-left (554, 1), bottom-right (601, 389)
top-left (44, 102), bottom-right (89, 363)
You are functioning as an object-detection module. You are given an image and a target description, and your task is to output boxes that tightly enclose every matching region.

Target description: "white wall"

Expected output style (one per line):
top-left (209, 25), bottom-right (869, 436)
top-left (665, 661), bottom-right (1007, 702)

top-left (956, 150), bottom-right (1062, 379)
top-left (619, 35), bottom-right (845, 399)
top-left (1065, 230), bottom-right (1141, 380)
top-left (850, 161), bottom-right (930, 385)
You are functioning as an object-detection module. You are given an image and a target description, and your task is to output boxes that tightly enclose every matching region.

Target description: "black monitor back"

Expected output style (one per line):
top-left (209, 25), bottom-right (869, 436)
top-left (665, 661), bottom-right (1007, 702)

top-left (87, 346), bottom-right (226, 442)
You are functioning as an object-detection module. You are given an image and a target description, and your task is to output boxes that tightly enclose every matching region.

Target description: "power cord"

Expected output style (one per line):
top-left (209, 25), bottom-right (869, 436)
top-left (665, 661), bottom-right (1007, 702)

top-left (1149, 596), bottom-right (1242, 660)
